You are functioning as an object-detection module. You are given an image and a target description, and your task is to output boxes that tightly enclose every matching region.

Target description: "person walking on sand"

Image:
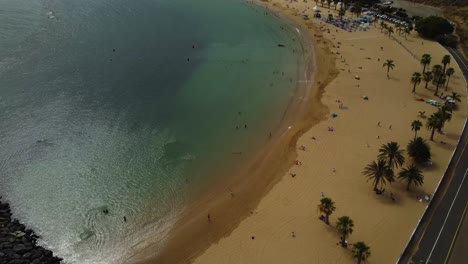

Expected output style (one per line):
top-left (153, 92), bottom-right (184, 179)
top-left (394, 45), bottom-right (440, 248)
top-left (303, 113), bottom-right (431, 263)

top-left (377, 121), bottom-right (381, 127)
top-left (389, 125), bottom-right (392, 130)
top-left (207, 214), bottom-right (211, 222)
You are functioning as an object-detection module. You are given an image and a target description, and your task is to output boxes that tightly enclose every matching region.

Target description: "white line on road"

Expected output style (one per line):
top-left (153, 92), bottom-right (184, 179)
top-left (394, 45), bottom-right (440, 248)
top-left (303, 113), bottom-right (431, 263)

top-left (426, 167), bottom-right (468, 264)
top-left (449, 48), bottom-right (468, 71)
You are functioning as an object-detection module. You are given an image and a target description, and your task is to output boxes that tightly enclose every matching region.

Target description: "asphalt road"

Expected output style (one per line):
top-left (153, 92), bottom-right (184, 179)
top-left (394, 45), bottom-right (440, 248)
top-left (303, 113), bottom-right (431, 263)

top-left (447, 204), bottom-right (468, 264)
top-left (391, 0), bottom-right (444, 18)
top-left (399, 48), bottom-right (468, 264)
top-left (411, 149), bottom-right (468, 264)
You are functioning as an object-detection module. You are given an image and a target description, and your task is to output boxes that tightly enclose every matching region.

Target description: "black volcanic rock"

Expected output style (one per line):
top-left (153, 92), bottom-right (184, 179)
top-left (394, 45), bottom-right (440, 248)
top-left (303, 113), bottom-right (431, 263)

top-left (0, 198), bottom-right (63, 263)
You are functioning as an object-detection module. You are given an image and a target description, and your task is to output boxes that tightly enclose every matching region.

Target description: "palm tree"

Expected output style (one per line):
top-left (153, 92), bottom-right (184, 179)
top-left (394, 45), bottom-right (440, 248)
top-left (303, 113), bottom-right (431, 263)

top-left (439, 74), bottom-right (447, 91)
top-left (363, 159), bottom-right (394, 192)
top-left (378, 142), bottom-right (406, 170)
top-left (445, 67), bottom-right (455, 91)
top-left (318, 197), bottom-right (336, 225)
top-left (447, 91), bottom-right (462, 110)
top-left (426, 112), bottom-right (442, 141)
top-left (380, 21), bottom-right (386, 32)
top-left (411, 120), bottom-right (423, 139)
top-left (442, 55), bottom-right (451, 74)
top-left (423, 71), bottom-right (433, 89)
top-left (432, 64), bottom-right (443, 76)
top-left (342, 0), bottom-right (349, 10)
top-left (437, 105), bottom-right (452, 132)
top-left (407, 137), bottom-right (431, 164)
top-left (411, 72), bottom-right (422, 93)
top-left (336, 216), bottom-right (354, 247)
top-left (352, 242), bottom-right (371, 264)
top-left (420, 54), bottom-right (432, 73)
top-left (327, 0), bottom-right (332, 9)
top-left (333, 0), bottom-right (339, 10)
top-left (418, 111), bottom-right (426, 119)
top-left (432, 64), bottom-right (443, 96)
top-left (387, 26), bottom-right (394, 38)
top-left (450, 92), bottom-right (461, 103)
top-left (339, 8), bottom-right (346, 20)
top-left (395, 25), bottom-right (401, 35)
top-left (403, 27), bottom-right (411, 39)
top-left (398, 164), bottom-right (424, 191)
top-left (383, 60), bottom-right (395, 79)
top-left (351, 5), bottom-right (362, 17)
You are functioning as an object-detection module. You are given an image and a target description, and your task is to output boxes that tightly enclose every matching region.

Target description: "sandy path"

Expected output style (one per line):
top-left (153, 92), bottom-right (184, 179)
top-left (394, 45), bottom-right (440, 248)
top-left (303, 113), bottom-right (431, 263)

top-left (193, 1), bottom-right (467, 264)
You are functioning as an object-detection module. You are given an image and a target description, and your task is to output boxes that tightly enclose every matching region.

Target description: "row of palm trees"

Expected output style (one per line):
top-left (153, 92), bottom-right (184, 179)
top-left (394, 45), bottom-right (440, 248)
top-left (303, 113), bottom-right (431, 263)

top-left (363, 141), bottom-right (424, 192)
top-left (426, 105), bottom-right (455, 141)
top-left (318, 198), bottom-right (371, 263)
top-left (379, 21), bottom-right (413, 39)
top-left (412, 105), bottom-right (454, 142)
top-left (379, 22), bottom-right (395, 38)
top-left (411, 54), bottom-right (456, 96)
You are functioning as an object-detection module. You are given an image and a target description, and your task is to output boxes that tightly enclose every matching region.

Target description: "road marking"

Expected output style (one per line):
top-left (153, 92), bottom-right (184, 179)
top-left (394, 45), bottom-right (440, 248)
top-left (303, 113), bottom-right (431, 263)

top-left (449, 48), bottom-right (468, 71)
top-left (444, 202), bottom-right (468, 264)
top-left (426, 167), bottom-right (468, 264)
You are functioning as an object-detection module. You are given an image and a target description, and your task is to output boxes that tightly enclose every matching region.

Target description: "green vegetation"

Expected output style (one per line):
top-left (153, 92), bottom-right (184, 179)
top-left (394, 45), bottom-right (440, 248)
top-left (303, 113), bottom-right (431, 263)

top-left (445, 67), bottom-right (455, 91)
top-left (426, 112), bottom-right (441, 141)
top-left (378, 142), bottom-right (405, 170)
top-left (318, 197), bottom-right (336, 225)
top-left (386, 26), bottom-right (394, 38)
top-left (423, 72), bottom-right (433, 89)
top-left (415, 16), bottom-right (454, 39)
top-left (383, 60), bottom-right (395, 79)
top-left (431, 64), bottom-right (443, 96)
top-left (352, 242), bottom-right (371, 264)
top-left (398, 164), bottom-right (424, 191)
top-left (409, 0), bottom-right (467, 55)
top-left (411, 120), bottom-right (423, 139)
top-left (336, 216), bottom-right (354, 247)
top-left (411, 72), bottom-right (422, 93)
top-left (420, 54), bottom-right (432, 74)
top-left (441, 55), bottom-right (451, 74)
top-left (407, 137), bottom-right (431, 164)
top-left (339, 8), bottom-right (346, 20)
top-left (363, 159), bottom-right (394, 192)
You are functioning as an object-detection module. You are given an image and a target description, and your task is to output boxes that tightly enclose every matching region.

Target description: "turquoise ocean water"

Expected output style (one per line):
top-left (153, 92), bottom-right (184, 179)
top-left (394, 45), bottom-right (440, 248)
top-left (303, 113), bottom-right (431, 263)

top-left (0, 0), bottom-right (304, 263)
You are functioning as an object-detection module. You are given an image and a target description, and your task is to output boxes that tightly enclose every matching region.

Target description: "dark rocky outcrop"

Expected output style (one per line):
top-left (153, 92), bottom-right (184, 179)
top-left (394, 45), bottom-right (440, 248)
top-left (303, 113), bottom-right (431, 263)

top-left (0, 198), bottom-right (63, 264)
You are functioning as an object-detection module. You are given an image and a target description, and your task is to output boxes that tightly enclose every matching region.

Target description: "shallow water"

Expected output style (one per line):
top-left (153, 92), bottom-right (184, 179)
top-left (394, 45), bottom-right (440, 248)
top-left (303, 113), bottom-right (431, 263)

top-left (0, 0), bottom-right (303, 263)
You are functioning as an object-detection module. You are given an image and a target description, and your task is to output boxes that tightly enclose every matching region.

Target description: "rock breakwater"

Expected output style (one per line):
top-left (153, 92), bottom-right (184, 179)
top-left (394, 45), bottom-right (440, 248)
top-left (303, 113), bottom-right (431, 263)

top-left (0, 198), bottom-right (63, 264)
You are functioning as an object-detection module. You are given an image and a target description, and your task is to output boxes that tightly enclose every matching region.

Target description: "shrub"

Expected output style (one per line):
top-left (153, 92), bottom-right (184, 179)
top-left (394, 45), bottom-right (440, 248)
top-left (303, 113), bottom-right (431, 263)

top-left (407, 137), bottom-right (431, 164)
top-left (416, 16), bottom-right (454, 39)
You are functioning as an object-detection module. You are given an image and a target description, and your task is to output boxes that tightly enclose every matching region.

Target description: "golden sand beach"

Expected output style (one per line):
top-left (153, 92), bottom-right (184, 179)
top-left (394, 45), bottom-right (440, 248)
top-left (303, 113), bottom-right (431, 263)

top-left (191, 1), bottom-right (468, 264)
top-left (131, 1), bottom-right (467, 264)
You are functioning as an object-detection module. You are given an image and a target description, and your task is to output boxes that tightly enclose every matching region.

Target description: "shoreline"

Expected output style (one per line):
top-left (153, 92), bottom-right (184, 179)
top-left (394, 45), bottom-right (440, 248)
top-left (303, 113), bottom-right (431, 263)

top-left (192, 1), bottom-right (468, 264)
top-left (127, 1), bottom-right (338, 263)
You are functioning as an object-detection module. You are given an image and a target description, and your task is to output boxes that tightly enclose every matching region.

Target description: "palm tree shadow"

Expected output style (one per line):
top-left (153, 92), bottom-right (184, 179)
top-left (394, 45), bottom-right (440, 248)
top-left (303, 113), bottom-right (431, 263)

top-left (444, 133), bottom-right (460, 141)
top-left (373, 188), bottom-right (401, 205)
top-left (420, 160), bottom-right (439, 171)
top-left (401, 186), bottom-right (429, 203)
top-left (436, 140), bottom-right (453, 150)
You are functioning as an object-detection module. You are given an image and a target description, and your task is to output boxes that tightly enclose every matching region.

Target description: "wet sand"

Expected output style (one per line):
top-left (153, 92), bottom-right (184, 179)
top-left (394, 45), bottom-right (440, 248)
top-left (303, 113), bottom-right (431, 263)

top-left (127, 2), bottom-right (337, 263)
